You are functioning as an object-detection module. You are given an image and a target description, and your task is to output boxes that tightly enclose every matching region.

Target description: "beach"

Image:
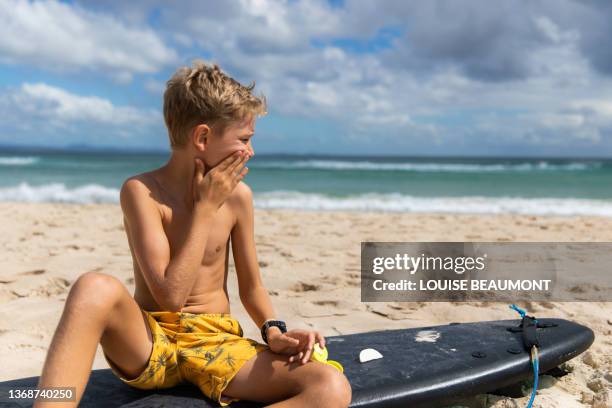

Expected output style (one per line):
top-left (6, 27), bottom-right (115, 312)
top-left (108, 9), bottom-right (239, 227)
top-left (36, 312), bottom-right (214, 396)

top-left (0, 202), bottom-right (610, 407)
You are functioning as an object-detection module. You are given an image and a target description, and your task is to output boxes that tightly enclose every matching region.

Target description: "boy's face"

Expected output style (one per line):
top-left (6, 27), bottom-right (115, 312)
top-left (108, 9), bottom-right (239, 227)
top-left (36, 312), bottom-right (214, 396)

top-left (203, 116), bottom-right (255, 168)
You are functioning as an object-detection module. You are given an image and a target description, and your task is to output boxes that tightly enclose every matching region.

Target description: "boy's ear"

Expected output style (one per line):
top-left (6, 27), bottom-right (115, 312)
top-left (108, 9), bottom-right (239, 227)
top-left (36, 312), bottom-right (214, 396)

top-left (192, 124), bottom-right (210, 152)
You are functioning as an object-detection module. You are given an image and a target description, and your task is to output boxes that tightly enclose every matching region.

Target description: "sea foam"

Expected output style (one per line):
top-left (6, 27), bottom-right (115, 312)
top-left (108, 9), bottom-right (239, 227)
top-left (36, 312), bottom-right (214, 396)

top-left (2, 183), bottom-right (611, 216)
top-left (0, 156), bottom-right (39, 166)
top-left (0, 182), bottom-right (118, 204)
top-left (253, 159), bottom-right (599, 172)
top-left (254, 191), bottom-right (612, 216)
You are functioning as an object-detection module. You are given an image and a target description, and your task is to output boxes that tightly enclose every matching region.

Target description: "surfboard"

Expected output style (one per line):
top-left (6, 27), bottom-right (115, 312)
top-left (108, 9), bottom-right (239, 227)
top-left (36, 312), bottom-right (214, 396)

top-left (0, 318), bottom-right (593, 408)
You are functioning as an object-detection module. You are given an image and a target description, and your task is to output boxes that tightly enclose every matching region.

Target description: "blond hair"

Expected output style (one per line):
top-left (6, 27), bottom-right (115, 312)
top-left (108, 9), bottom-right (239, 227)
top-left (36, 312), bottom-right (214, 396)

top-left (163, 60), bottom-right (267, 148)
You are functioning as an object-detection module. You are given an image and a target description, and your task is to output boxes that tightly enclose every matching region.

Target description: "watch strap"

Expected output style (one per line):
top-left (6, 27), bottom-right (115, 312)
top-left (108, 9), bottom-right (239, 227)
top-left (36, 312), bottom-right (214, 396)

top-left (261, 320), bottom-right (287, 344)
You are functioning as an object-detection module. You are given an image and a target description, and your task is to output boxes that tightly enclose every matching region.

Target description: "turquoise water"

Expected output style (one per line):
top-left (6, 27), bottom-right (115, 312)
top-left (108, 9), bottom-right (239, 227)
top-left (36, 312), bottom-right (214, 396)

top-left (1, 149), bottom-right (611, 215)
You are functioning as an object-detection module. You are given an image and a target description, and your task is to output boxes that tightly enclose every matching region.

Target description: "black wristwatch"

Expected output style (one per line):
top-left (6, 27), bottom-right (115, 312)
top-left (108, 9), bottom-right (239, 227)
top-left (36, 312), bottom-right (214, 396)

top-left (261, 320), bottom-right (287, 344)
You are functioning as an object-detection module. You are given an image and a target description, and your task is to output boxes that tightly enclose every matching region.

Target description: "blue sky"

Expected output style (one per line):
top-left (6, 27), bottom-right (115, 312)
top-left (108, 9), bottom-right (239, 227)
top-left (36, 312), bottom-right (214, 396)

top-left (1, 0), bottom-right (612, 156)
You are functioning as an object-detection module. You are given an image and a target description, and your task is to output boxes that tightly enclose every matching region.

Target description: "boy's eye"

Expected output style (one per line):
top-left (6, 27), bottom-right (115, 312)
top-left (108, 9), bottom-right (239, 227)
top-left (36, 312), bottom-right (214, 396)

top-left (240, 139), bottom-right (249, 143)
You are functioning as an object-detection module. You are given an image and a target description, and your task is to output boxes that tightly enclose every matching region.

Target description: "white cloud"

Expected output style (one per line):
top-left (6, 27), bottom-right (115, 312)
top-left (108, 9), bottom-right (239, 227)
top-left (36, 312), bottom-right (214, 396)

top-left (0, 0), bottom-right (177, 79)
top-left (12, 83), bottom-right (158, 126)
top-left (534, 16), bottom-right (564, 44)
top-left (570, 100), bottom-right (612, 120)
top-left (0, 82), bottom-right (165, 148)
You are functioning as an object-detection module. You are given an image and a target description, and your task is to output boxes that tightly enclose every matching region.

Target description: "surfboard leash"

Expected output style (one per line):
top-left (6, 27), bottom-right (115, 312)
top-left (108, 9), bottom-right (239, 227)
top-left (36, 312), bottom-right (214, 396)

top-left (527, 346), bottom-right (539, 408)
top-left (509, 304), bottom-right (540, 408)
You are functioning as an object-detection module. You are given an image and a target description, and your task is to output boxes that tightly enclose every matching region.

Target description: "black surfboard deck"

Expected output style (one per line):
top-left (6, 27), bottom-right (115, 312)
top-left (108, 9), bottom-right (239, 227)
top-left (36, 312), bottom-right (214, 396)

top-left (0, 318), bottom-right (594, 408)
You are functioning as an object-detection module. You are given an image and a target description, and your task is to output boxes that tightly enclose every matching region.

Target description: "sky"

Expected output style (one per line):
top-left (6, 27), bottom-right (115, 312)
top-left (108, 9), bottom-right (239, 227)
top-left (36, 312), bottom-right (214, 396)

top-left (1, 0), bottom-right (612, 156)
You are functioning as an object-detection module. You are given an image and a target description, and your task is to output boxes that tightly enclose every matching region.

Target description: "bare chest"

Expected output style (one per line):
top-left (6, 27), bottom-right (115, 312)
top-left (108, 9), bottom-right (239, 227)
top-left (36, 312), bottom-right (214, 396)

top-left (159, 204), bottom-right (235, 266)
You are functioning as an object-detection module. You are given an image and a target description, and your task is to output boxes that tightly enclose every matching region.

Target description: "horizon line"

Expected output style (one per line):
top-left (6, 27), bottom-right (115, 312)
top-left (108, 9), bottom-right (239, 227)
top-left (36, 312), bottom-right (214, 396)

top-left (0, 143), bottom-right (611, 160)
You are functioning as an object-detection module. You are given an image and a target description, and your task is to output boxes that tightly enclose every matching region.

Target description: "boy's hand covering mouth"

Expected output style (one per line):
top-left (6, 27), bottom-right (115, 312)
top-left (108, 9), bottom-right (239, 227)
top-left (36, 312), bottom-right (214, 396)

top-left (267, 328), bottom-right (326, 365)
top-left (191, 151), bottom-right (250, 211)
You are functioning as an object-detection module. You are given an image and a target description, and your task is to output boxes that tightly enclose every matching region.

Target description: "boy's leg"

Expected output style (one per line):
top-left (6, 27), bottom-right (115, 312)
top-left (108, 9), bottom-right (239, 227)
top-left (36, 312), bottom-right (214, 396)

top-left (34, 272), bottom-right (153, 408)
top-left (223, 349), bottom-right (352, 408)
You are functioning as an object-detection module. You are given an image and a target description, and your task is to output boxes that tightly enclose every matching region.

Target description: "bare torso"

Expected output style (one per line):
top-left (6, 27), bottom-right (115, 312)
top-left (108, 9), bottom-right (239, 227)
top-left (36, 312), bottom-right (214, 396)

top-left (124, 170), bottom-right (237, 314)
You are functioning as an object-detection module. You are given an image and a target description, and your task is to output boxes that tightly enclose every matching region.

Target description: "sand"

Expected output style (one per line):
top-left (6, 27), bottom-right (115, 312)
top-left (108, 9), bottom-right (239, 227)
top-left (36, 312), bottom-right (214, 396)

top-left (0, 202), bottom-right (610, 407)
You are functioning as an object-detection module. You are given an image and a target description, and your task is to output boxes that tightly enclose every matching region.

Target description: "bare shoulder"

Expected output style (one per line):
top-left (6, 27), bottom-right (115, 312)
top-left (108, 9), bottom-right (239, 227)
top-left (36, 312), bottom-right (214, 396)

top-left (226, 181), bottom-right (254, 220)
top-left (121, 172), bottom-right (155, 199)
top-left (228, 181), bottom-right (253, 205)
top-left (119, 172), bottom-right (162, 217)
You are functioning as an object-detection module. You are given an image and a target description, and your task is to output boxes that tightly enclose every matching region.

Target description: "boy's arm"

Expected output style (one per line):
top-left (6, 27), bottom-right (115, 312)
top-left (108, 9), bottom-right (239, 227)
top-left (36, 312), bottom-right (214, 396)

top-left (120, 177), bottom-right (216, 311)
top-left (231, 182), bottom-right (277, 328)
top-left (231, 183), bottom-right (325, 364)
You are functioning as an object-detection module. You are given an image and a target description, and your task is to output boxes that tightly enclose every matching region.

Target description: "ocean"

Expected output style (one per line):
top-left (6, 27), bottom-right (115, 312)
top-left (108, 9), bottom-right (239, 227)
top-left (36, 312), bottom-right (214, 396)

top-left (1, 149), bottom-right (611, 216)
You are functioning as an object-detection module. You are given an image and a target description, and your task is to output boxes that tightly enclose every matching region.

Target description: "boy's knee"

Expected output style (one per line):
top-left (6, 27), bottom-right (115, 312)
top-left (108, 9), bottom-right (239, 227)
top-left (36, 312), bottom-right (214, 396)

top-left (326, 370), bottom-right (351, 408)
top-left (68, 271), bottom-right (124, 311)
top-left (306, 364), bottom-right (352, 408)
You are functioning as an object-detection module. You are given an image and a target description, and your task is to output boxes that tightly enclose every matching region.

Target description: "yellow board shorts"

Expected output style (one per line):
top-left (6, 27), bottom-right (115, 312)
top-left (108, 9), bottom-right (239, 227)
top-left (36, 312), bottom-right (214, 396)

top-left (103, 310), bottom-right (269, 406)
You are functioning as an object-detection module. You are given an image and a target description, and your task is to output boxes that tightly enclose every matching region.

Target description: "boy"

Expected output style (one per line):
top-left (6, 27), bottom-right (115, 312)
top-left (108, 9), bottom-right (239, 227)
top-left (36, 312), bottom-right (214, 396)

top-left (35, 61), bottom-right (351, 407)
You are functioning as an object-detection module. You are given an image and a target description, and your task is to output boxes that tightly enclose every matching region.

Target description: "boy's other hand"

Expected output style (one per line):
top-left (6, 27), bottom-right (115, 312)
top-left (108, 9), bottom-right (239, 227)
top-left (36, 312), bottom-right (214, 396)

top-left (192, 151), bottom-right (249, 211)
top-left (268, 328), bottom-right (326, 365)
